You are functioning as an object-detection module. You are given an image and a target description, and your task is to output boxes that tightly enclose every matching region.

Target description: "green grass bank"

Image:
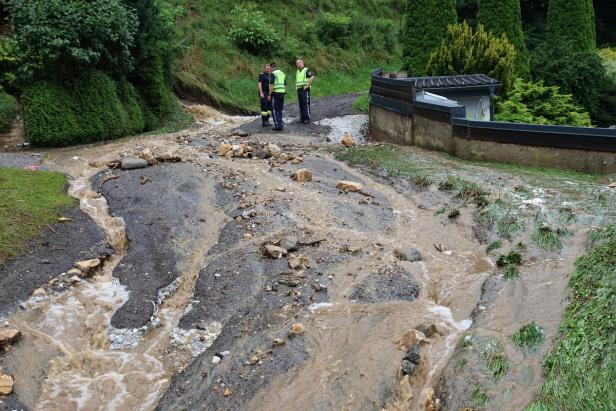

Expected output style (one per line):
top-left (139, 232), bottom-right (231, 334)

top-left (0, 167), bottom-right (75, 263)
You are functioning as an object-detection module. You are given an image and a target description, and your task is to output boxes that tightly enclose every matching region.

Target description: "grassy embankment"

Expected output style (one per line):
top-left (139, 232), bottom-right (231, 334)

top-left (0, 167), bottom-right (74, 263)
top-left (170, 0), bottom-right (404, 113)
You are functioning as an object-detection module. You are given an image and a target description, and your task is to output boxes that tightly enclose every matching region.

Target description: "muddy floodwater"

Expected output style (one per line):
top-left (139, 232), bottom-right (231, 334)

top-left (0, 101), bottom-right (614, 411)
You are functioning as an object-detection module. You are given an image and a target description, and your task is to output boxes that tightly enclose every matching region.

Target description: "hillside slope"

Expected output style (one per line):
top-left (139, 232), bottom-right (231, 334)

top-left (170, 0), bottom-right (405, 113)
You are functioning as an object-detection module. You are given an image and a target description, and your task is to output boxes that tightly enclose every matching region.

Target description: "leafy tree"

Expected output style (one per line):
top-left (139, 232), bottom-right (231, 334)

top-left (546, 0), bottom-right (596, 53)
top-left (426, 22), bottom-right (516, 92)
top-left (227, 3), bottom-right (280, 54)
top-left (478, 0), bottom-right (530, 78)
top-left (496, 79), bottom-right (591, 126)
top-left (4, 0), bottom-right (138, 82)
top-left (532, 43), bottom-right (605, 121)
top-left (402, 0), bottom-right (457, 76)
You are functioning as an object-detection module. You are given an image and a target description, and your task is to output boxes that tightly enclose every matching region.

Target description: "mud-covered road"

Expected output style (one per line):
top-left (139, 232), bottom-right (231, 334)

top-left (1, 96), bottom-right (614, 411)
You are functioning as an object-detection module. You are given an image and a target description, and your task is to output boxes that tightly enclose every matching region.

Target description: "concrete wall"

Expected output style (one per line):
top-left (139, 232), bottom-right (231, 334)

top-left (368, 105), bottom-right (413, 145)
top-left (369, 101), bottom-right (616, 174)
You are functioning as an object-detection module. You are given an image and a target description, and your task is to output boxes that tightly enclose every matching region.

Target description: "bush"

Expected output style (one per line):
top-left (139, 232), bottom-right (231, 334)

top-left (402, 0), bottom-right (457, 76)
top-left (0, 87), bottom-right (19, 133)
top-left (25, 71), bottom-right (146, 146)
top-left (315, 12), bottom-right (352, 46)
top-left (134, 55), bottom-right (176, 129)
top-left (478, 0), bottom-right (530, 78)
top-left (427, 22), bottom-right (516, 93)
top-left (227, 3), bottom-right (280, 54)
top-left (532, 44), bottom-right (606, 121)
top-left (495, 79), bottom-right (592, 127)
top-left (349, 15), bottom-right (397, 53)
top-left (352, 94), bottom-right (369, 112)
top-left (5, 0), bottom-right (137, 81)
top-left (546, 0), bottom-right (596, 53)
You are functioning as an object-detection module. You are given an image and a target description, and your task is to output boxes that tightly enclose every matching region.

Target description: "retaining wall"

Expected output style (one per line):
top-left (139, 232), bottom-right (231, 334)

top-left (368, 69), bottom-right (616, 174)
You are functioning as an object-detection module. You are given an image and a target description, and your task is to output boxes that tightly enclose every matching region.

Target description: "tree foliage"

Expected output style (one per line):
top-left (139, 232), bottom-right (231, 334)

top-left (402, 0), bottom-right (457, 76)
top-left (546, 0), bottom-right (596, 53)
top-left (227, 3), bottom-right (280, 54)
top-left (478, 0), bottom-right (530, 78)
top-left (426, 22), bottom-right (516, 92)
top-left (4, 0), bottom-right (138, 81)
top-left (495, 79), bottom-right (592, 127)
top-left (0, 86), bottom-right (19, 133)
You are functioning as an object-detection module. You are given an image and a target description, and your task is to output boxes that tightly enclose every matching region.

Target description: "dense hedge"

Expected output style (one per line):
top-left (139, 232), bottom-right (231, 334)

top-left (24, 71), bottom-right (148, 146)
top-left (0, 87), bottom-right (19, 133)
top-left (478, 0), bottom-right (530, 78)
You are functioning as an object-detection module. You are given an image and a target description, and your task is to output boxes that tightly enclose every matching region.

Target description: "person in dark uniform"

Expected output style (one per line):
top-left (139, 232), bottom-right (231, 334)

top-left (258, 64), bottom-right (273, 127)
top-left (269, 62), bottom-right (286, 131)
top-left (295, 58), bottom-right (315, 124)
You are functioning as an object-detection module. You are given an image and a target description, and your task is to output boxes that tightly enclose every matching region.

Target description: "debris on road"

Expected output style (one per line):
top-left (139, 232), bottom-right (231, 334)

top-left (74, 258), bottom-right (102, 277)
top-left (0, 329), bottom-right (21, 350)
top-left (99, 174), bottom-right (119, 187)
top-left (268, 144), bottom-right (282, 158)
top-left (212, 355), bottom-right (222, 365)
top-left (280, 235), bottom-right (299, 252)
top-left (223, 387), bottom-right (232, 397)
top-left (400, 345), bottom-right (421, 377)
top-left (58, 217), bottom-right (73, 223)
top-left (288, 254), bottom-right (310, 270)
top-left (231, 129), bottom-right (249, 137)
top-left (394, 247), bottom-right (423, 262)
top-left (292, 168), bottom-right (313, 182)
top-left (121, 157), bottom-right (148, 170)
top-left (263, 244), bottom-right (288, 259)
top-left (341, 132), bottom-right (356, 147)
top-left (140, 175), bottom-right (152, 185)
top-left (336, 180), bottom-right (363, 192)
top-left (0, 373), bottom-right (13, 395)
top-left (290, 323), bottom-right (305, 335)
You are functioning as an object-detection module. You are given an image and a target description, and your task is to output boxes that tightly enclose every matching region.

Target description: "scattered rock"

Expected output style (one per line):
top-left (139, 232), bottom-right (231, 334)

top-left (253, 148), bottom-right (270, 159)
top-left (249, 354), bottom-right (260, 365)
top-left (58, 217), bottom-right (73, 223)
top-left (288, 254), bottom-right (310, 270)
top-left (74, 258), bottom-right (102, 277)
top-left (268, 144), bottom-right (282, 158)
top-left (272, 338), bottom-right (285, 347)
top-left (139, 148), bottom-right (156, 164)
top-left (280, 235), bottom-right (300, 252)
top-left (278, 153), bottom-right (290, 163)
top-left (312, 282), bottom-right (327, 292)
top-left (336, 180), bottom-right (363, 192)
top-left (394, 247), bottom-right (422, 262)
top-left (416, 324), bottom-right (440, 339)
top-left (223, 387), bottom-right (232, 397)
top-left (341, 132), bottom-right (356, 147)
top-left (609, 182), bottom-right (616, 189)
top-left (292, 168), bottom-right (313, 183)
top-left (140, 175), bottom-right (152, 185)
top-left (0, 374), bottom-right (13, 395)
top-left (0, 329), bottom-right (21, 349)
top-left (218, 143), bottom-right (232, 156)
top-left (231, 129), bottom-right (249, 137)
top-left (32, 288), bottom-right (46, 296)
top-left (291, 157), bottom-right (303, 164)
top-left (67, 268), bottom-right (82, 277)
top-left (263, 245), bottom-right (288, 259)
top-left (290, 323), bottom-right (305, 335)
top-left (212, 355), bottom-right (221, 365)
top-left (398, 329), bottom-right (428, 350)
top-left (400, 345), bottom-right (421, 376)
top-left (121, 157), bottom-right (148, 170)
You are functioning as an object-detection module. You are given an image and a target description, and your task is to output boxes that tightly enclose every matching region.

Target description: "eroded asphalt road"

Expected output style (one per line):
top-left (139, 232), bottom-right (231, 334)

top-left (2, 95), bottom-right (601, 410)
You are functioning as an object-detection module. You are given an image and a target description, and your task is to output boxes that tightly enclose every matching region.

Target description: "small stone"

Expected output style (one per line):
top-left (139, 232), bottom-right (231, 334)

top-left (336, 181), bottom-right (363, 192)
top-left (220, 351), bottom-right (231, 357)
top-left (212, 355), bottom-right (221, 364)
top-left (292, 168), bottom-right (313, 183)
top-left (394, 247), bottom-right (422, 262)
top-left (288, 254), bottom-right (310, 270)
top-left (416, 324), bottom-right (439, 339)
top-left (312, 282), bottom-right (327, 292)
top-left (278, 153), bottom-right (290, 163)
top-left (609, 182), bottom-right (616, 189)
top-left (0, 374), bottom-right (13, 395)
top-left (218, 143), bottom-right (232, 156)
top-left (280, 235), bottom-right (300, 252)
top-left (290, 323), bottom-right (305, 335)
top-left (139, 148), bottom-right (156, 164)
top-left (253, 148), bottom-right (270, 159)
top-left (273, 338), bottom-right (285, 347)
top-left (249, 355), bottom-right (259, 365)
top-left (341, 132), bottom-right (356, 147)
top-left (263, 245), bottom-right (288, 259)
top-left (231, 128), bottom-right (249, 137)
top-left (268, 143), bottom-right (282, 158)
top-left (74, 259), bottom-right (102, 277)
top-left (401, 345), bottom-right (421, 376)
top-left (291, 157), bottom-right (303, 164)
top-left (32, 288), bottom-right (46, 296)
top-left (121, 157), bottom-right (148, 170)
top-left (0, 329), bottom-right (21, 349)
top-left (69, 276), bottom-right (82, 283)
top-left (196, 321), bottom-right (209, 330)
top-left (223, 387), bottom-right (232, 397)
top-left (58, 217), bottom-right (72, 223)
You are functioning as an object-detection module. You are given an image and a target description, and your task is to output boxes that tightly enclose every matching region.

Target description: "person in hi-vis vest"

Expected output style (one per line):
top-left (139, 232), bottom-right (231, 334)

top-left (269, 62), bottom-right (286, 131)
top-left (295, 59), bottom-right (315, 124)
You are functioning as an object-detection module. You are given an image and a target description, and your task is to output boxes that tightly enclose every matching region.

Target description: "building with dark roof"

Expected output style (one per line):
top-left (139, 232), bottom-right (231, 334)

top-left (410, 74), bottom-right (501, 121)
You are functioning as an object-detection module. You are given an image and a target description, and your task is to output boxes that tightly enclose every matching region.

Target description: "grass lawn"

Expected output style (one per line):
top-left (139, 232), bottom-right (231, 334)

top-left (0, 167), bottom-right (75, 263)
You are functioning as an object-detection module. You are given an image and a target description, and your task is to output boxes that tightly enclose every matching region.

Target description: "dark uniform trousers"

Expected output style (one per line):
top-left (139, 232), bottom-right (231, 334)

top-left (297, 88), bottom-right (311, 122)
top-left (272, 93), bottom-right (285, 129)
top-left (260, 96), bottom-right (272, 125)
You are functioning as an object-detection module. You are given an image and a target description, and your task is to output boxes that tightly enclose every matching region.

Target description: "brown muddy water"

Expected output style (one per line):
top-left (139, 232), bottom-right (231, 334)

top-left (1, 106), bottom-right (614, 411)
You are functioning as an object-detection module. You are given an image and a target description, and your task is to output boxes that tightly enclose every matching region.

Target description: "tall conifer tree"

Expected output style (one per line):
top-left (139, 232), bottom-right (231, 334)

top-left (402, 0), bottom-right (456, 76)
top-left (546, 0), bottom-right (596, 52)
top-left (478, 0), bottom-right (530, 78)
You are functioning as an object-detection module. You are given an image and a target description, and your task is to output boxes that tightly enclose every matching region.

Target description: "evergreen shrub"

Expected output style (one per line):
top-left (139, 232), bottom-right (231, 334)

top-left (315, 12), bottom-right (353, 45)
top-left (0, 87), bottom-right (18, 133)
top-left (546, 0), bottom-right (596, 53)
top-left (228, 3), bottom-right (280, 54)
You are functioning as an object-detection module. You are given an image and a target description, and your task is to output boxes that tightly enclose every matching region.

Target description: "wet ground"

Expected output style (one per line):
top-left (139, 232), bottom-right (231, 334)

top-left (0, 96), bottom-right (614, 411)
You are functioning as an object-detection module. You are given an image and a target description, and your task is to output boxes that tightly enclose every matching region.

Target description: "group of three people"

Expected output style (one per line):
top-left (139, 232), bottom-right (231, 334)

top-left (258, 59), bottom-right (315, 131)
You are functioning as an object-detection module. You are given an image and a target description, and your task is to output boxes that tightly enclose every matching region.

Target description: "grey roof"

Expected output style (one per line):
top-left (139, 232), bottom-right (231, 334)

top-left (408, 74), bottom-right (500, 91)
